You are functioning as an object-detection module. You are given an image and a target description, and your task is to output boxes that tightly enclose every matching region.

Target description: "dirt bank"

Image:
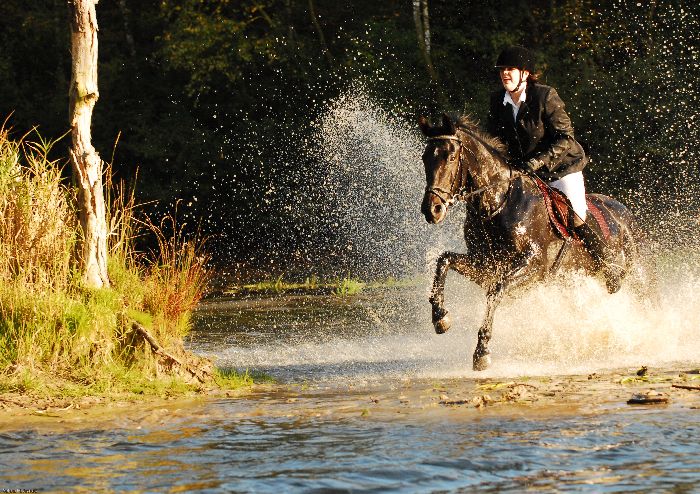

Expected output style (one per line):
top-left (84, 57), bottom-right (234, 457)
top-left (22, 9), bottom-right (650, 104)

top-left (0, 386), bottom-right (251, 431)
top-left (1, 366), bottom-right (698, 432)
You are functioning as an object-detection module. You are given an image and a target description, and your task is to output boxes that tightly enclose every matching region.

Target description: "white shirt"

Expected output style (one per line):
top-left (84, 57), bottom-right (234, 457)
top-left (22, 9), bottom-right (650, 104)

top-left (503, 88), bottom-right (527, 121)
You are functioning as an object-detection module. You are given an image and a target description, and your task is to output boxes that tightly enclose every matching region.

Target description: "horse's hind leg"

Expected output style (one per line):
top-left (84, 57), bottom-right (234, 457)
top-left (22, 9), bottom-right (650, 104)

top-left (472, 286), bottom-right (505, 371)
top-left (429, 251), bottom-right (478, 334)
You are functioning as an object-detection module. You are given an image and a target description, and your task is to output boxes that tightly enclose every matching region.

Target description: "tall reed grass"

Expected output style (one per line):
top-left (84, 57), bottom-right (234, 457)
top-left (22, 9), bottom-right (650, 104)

top-left (0, 125), bottom-right (229, 398)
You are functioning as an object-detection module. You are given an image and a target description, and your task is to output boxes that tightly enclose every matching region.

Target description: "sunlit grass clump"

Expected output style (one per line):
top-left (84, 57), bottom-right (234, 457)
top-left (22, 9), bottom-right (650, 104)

top-left (226, 273), bottom-right (419, 297)
top-left (0, 126), bottom-right (247, 400)
top-left (231, 274), bottom-right (366, 296)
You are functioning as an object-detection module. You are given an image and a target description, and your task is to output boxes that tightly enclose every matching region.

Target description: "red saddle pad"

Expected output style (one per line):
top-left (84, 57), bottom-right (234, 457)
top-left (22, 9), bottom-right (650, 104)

top-left (533, 177), bottom-right (611, 241)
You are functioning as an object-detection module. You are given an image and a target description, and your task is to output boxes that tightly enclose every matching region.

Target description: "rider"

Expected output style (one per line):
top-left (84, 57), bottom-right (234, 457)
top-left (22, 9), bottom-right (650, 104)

top-left (485, 45), bottom-right (615, 285)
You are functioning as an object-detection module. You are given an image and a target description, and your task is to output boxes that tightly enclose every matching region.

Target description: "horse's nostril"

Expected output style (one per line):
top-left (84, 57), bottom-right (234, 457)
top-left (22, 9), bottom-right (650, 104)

top-left (434, 204), bottom-right (444, 214)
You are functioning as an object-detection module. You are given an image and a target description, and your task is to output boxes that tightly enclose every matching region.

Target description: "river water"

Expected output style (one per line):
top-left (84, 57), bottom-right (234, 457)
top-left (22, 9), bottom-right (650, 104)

top-left (2, 278), bottom-right (700, 492)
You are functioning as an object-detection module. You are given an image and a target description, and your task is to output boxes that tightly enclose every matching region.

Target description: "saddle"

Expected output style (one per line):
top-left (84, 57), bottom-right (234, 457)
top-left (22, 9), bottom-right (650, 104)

top-left (533, 177), bottom-right (611, 242)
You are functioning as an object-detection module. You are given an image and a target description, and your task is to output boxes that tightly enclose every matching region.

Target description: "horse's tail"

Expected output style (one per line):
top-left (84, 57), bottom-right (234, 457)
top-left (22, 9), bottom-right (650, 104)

top-left (586, 193), bottom-right (639, 260)
top-left (587, 193), bottom-right (659, 301)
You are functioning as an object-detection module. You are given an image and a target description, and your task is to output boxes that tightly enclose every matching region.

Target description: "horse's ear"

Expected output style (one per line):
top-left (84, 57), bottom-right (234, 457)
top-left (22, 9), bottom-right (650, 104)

top-left (418, 115), bottom-right (431, 136)
top-left (441, 113), bottom-right (456, 135)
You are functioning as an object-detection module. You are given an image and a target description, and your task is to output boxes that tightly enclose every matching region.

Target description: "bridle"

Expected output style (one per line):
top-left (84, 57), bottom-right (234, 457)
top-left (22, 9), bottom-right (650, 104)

top-left (424, 134), bottom-right (465, 206)
top-left (425, 132), bottom-right (517, 216)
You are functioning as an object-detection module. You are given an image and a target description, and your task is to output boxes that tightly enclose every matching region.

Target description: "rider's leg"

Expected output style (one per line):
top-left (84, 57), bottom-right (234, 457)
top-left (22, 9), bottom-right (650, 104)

top-left (548, 171), bottom-right (587, 226)
top-left (575, 217), bottom-right (623, 293)
top-left (549, 172), bottom-right (622, 293)
top-left (550, 171), bottom-right (599, 262)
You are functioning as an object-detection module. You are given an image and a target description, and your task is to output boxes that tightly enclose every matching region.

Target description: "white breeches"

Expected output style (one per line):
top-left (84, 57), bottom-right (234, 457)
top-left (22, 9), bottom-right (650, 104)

top-left (548, 171), bottom-right (587, 222)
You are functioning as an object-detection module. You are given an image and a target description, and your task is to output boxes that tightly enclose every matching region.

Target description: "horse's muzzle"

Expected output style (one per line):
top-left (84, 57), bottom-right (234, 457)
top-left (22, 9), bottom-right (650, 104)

top-left (422, 192), bottom-right (447, 224)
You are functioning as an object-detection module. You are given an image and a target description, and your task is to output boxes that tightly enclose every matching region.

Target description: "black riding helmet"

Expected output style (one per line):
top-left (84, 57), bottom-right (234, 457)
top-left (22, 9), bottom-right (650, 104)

top-left (494, 46), bottom-right (534, 72)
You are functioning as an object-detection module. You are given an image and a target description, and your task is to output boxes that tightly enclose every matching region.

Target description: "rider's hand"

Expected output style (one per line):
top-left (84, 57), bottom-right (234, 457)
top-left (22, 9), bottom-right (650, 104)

top-left (518, 157), bottom-right (544, 172)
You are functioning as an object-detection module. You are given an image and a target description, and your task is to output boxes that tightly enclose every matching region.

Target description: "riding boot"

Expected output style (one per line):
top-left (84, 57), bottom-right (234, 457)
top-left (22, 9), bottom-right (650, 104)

top-left (574, 218), bottom-right (623, 294)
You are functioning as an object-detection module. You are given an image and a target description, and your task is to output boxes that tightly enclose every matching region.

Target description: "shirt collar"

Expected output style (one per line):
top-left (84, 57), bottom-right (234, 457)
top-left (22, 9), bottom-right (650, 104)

top-left (502, 87), bottom-right (527, 107)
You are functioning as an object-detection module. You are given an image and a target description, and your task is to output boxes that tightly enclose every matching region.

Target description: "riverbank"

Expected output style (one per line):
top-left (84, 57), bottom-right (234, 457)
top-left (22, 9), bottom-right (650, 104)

top-left (2, 365), bottom-right (699, 433)
top-left (0, 128), bottom-right (231, 408)
top-left (0, 385), bottom-right (254, 432)
top-left (0, 364), bottom-right (257, 431)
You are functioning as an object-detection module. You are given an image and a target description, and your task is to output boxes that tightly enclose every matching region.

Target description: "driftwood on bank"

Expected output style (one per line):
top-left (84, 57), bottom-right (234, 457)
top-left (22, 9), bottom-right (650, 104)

top-left (131, 322), bottom-right (212, 384)
top-left (672, 384), bottom-right (700, 391)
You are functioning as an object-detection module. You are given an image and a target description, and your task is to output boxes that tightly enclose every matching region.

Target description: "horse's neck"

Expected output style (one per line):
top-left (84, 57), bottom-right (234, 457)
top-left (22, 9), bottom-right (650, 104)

top-left (467, 141), bottom-right (512, 213)
top-left (482, 155), bottom-right (511, 187)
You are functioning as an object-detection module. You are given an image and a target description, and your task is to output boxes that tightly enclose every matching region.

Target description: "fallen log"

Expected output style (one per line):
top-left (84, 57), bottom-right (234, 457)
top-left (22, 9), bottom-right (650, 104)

top-left (131, 321), bottom-right (212, 384)
top-left (672, 384), bottom-right (700, 391)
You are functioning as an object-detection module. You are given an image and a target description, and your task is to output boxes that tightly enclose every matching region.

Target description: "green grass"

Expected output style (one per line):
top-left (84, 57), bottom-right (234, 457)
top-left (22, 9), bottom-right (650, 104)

top-left (214, 368), bottom-right (276, 387)
top-left (335, 276), bottom-right (366, 296)
top-left (0, 126), bottom-right (251, 403)
top-left (224, 274), bottom-right (421, 297)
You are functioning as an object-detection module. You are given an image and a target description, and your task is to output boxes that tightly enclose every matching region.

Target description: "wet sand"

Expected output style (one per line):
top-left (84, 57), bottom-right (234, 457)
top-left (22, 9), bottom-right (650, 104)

top-left (2, 366), bottom-right (698, 432)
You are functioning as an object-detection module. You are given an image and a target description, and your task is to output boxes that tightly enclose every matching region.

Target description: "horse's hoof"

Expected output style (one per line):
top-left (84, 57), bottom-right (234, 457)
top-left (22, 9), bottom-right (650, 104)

top-left (434, 313), bottom-right (451, 334)
top-left (473, 353), bottom-right (492, 371)
top-left (606, 278), bottom-right (621, 294)
top-left (605, 267), bottom-right (625, 294)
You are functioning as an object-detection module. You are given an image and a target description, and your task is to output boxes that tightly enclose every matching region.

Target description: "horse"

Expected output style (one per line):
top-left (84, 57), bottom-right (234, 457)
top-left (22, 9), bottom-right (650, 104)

top-left (419, 114), bottom-right (640, 371)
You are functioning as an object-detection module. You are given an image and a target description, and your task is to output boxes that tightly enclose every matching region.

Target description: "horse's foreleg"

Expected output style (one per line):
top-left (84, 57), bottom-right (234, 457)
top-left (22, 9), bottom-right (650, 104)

top-left (430, 251), bottom-right (475, 334)
top-left (473, 246), bottom-right (542, 371)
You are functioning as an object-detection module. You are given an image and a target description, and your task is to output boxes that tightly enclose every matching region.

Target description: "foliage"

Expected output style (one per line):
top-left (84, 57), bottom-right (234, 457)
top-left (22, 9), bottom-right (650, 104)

top-left (0, 125), bottom-right (75, 289)
top-left (142, 213), bottom-right (212, 340)
top-left (0, 0), bottom-right (698, 271)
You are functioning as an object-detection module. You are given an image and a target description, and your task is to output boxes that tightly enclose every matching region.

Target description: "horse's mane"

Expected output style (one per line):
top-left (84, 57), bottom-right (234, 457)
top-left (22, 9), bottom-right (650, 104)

top-left (455, 115), bottom-right (508, 157)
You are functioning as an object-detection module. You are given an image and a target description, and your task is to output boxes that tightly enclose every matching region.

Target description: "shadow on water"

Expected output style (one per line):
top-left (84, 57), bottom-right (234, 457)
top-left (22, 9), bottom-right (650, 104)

top-left (2, 385), bottom-right (700, 492)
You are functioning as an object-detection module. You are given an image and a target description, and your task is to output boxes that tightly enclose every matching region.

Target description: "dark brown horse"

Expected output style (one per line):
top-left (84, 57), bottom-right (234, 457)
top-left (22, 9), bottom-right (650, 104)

top-left (420, 114), bottom-right (640, 371)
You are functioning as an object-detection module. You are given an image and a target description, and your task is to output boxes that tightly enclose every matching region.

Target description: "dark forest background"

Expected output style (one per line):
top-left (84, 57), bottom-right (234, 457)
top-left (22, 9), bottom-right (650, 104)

top-left (1, 0), bottom-right (698, 278)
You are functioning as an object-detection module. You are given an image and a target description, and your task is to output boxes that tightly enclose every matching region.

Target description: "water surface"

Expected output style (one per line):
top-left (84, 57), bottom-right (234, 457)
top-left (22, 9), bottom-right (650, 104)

top-left (2, 285), bottom-right (700, 492)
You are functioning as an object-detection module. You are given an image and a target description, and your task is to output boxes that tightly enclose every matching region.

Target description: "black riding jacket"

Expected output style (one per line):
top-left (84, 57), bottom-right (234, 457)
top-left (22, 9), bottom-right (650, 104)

top-left (486, 82), bottom-right (587, 181)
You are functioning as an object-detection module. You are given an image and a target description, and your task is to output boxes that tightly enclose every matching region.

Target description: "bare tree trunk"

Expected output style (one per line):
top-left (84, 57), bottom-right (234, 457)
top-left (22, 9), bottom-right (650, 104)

top-left (413, 0), bottom-right (435, 79)
top-left (308, 0), bottom-right (334, 66)
top-left (421, 0), bottom-right (431, 54)
top-left (117, 0), bottom-right (136, 58)
top-left (413, 0), bottom-right (447, 106)
top-left (68, 0), bottom-right (109, 288)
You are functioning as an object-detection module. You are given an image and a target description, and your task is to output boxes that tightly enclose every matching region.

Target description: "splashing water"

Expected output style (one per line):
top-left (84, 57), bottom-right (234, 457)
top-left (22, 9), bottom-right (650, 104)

top-left (306, 85), bottom-right (465, 278)
top-left (199, 268), bottom-right (700, 380)
top-left (198, 88), bottom-right (700, 380)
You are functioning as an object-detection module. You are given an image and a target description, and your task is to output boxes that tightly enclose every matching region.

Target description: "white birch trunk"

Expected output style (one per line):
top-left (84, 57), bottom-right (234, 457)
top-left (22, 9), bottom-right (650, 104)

top-left (421, 0), bottom-right (431, 54)
top-left (413, 0), bottom-right (438, 85)
top-left (68, 0), bottom-right (109, 288)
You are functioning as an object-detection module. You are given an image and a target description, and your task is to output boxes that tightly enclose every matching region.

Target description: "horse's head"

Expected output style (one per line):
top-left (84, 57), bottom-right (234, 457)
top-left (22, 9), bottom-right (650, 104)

top-left (419, 114), bottom-right (466, 224)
